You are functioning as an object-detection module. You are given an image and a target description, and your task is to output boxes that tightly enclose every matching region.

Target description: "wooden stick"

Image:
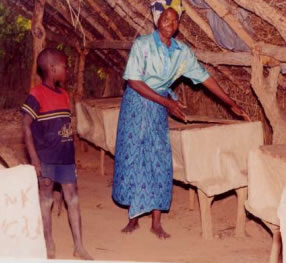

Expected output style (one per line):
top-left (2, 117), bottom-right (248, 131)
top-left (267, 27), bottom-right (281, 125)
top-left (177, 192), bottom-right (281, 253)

top-left (100, 149), bottom-right (105, 176)
top-left (184, 114), bottom-right (244, 124)
top-left (189, 187), bottom-right (196, 210)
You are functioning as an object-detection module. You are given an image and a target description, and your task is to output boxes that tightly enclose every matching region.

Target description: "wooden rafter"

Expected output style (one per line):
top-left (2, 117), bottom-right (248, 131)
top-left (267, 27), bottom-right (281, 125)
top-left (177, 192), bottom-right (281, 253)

top-left (67, 0), bottom-right (128, 61)
top-left (46, 0), bottom-right (124, 71)
top-left (46, 29), bottom-right (121, 74)
top-left (182, 0), bottom-right (222, 49)
top-left (105, 0), bottom-right (152, 36)
top-left (204, 0), bottom-right (254, 48)
top-left (87, 39), bottom-right (282, 67)
top-left (85, 0), bottom-right (125, 39)
top-left (233, 0), bottom-right (286, 43)
top-left (203, 0), bottom-right (281, 64)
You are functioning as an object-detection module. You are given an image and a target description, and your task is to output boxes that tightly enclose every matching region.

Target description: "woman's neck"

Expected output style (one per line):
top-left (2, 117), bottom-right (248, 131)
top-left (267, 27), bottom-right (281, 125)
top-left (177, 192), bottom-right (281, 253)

top-left (158, 31), bottom-right (171, 47)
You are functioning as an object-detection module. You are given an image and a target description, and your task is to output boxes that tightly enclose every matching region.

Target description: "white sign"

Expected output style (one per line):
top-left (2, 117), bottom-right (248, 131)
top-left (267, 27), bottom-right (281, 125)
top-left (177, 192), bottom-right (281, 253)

top-left (0, 165), bottom-right (46, 259)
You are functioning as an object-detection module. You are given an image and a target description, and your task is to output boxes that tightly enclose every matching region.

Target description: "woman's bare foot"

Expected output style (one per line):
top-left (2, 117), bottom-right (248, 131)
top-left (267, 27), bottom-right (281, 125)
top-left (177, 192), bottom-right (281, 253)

top-left (151, 210), bottom-right (170, 239)
top-left (73, 247), bottom-right (93, 260)
top-left (151, 224), bottom-right (170, 239)
top-left (121, 218), bottom-right (139, 233)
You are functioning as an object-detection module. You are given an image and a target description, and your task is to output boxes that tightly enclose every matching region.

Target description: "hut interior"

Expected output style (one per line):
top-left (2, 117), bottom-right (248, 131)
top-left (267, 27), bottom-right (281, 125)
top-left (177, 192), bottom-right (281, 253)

top-left (1, 0), bottom-right (286, 262)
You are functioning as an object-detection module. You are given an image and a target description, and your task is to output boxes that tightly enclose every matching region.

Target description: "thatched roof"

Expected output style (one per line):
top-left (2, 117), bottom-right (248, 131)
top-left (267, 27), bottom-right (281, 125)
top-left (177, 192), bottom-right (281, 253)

top-left (7, 0), bottom-right (286, 72)
top-left (5, 0), bottom-right (286, 143)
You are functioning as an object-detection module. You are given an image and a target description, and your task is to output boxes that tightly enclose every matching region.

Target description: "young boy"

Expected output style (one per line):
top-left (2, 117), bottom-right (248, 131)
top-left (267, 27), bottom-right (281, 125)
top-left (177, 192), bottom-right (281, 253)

top-left (22, 48), bottom-right (92, 260)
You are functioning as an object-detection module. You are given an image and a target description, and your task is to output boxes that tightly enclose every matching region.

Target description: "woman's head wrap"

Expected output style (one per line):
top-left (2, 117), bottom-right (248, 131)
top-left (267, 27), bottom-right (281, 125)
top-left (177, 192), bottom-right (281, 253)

top-left (151, 0), bottom-right (184, 27)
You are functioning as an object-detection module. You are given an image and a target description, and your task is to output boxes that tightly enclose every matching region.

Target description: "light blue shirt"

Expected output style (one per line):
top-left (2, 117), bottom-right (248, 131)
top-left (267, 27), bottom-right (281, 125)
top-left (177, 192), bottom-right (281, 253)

top-left (123, 30), bottom-right (210, 96)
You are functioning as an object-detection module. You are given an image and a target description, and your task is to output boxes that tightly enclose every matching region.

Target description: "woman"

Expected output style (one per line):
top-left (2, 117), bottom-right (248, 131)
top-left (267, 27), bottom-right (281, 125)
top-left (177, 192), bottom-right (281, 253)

top-left (112, 0), bottom-right (247, 239)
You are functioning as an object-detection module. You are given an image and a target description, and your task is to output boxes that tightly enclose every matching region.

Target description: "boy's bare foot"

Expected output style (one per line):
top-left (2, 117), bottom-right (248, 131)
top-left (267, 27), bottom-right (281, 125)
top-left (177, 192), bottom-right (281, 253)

top-left (74, 247), bottom-right (94, 260)
top-left (121, 218), bottom-right (139, 233)
top-left (150, 224), bottom-right (170, 239)
top-left (46, 241), bottom-right (56, 259)
top-left (47, 249), bottom-right (55, 259)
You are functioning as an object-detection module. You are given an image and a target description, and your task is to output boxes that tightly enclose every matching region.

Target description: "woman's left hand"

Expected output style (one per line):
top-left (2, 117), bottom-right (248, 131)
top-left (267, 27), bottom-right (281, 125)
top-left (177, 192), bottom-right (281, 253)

top-left (231, 105), bottom-right (251, 121)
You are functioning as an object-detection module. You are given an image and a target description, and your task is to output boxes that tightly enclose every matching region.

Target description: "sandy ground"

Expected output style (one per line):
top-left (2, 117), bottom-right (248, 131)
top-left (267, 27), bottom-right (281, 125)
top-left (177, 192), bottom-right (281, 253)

top-left (46, 142), bottom-right (273, 263)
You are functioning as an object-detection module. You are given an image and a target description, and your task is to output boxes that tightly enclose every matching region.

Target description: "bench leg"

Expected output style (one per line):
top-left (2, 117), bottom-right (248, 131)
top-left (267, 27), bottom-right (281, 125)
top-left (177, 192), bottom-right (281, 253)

top-left (198, 189), bottom-right (214, 240)
top-left (235, 187), bottom-right (247, 237)
top-left (263, 221), bottom-right (281, 263)
top-left (100, 149), bottom-right (105, 176)
top-left (189, 187), bottom-right (196, 210)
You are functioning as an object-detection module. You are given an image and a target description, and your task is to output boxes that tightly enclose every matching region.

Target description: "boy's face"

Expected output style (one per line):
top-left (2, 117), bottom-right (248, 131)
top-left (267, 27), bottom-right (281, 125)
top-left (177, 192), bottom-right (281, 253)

top-left (52, 55), bottom-right (67, 83)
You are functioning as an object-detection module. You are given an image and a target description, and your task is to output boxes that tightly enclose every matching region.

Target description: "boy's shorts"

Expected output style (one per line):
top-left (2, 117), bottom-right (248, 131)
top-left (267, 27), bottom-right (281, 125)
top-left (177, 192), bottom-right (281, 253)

top-left (40, 163), bottom-right (77, 184)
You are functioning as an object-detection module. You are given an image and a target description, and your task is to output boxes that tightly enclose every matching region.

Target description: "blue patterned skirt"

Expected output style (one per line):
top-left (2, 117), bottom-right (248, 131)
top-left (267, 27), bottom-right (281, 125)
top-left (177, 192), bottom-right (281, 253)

top-left (112, 86), bottom-right (173, 218)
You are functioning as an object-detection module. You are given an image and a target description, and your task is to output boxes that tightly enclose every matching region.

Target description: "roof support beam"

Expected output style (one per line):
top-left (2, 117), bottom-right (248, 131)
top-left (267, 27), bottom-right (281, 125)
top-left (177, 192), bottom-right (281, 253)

top-left (87, 39), bottom-right (285, 66)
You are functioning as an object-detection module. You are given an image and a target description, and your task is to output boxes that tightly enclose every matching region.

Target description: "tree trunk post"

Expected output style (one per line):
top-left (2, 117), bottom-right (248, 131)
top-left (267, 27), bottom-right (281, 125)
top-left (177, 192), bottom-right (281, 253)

top-left (76, 47), bottom-right (89, 98)
top-left (30, 0), bottom-right (46, 90)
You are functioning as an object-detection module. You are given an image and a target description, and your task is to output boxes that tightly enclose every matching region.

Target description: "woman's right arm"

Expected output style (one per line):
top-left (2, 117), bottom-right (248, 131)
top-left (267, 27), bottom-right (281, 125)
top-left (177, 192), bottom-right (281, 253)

top-left (23, 114), bottom-right (41, 176)
top-left (128, 79), bottom-right (186, 121)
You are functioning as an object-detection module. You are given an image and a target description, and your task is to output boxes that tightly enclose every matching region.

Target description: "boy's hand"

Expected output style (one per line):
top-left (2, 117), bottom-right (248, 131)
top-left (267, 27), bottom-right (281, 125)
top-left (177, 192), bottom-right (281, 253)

top-left (231, 105), bottom-right (251, 121)
top-left (32, 158), bottom-right (41, 177)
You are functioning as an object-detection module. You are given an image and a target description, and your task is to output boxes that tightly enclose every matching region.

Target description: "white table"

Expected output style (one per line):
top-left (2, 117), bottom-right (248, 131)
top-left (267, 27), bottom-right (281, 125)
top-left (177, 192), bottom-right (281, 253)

top-left (169, 119), bottom-right (263, 239)
top-left (246, 145), bottom-right (286, 263)
top-left (76, 97), bottom-right (264, 239)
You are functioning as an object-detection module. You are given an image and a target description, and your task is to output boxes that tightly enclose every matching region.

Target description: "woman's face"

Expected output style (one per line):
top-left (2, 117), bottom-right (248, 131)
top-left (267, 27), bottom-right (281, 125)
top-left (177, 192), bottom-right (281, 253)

top-left (157, 8), bottom-right (179, 40)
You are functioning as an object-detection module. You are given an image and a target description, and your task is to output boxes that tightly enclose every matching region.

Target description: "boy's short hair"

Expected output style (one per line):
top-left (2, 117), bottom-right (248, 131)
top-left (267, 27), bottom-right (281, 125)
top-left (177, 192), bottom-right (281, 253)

top-left (37, 48), bottom-right (66, 78)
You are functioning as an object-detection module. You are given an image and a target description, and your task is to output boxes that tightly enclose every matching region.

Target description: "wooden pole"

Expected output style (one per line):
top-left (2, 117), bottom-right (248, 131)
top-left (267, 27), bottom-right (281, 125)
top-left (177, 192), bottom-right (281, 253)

top-left (76, 47), bottom-right (89, 98)
top-left (251, 48), bottom-right (286, 144)
top-left (30, 0), bottom-right (46, 90)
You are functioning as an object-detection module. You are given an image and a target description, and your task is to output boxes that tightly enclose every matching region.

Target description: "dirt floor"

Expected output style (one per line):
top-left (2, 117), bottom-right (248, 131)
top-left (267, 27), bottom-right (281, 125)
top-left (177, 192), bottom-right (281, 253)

top-left (42, 142), bottom-right (272, 263)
